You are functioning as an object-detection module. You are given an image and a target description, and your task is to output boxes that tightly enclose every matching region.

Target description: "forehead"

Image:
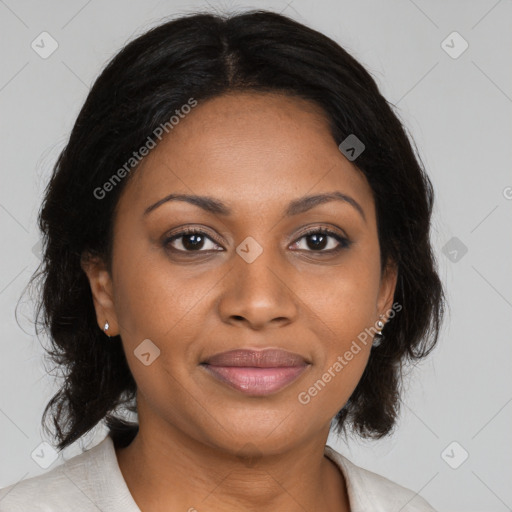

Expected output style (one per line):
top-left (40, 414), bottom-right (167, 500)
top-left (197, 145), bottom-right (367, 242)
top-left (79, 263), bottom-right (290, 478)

top-left (118, 91), bottom-right (374, 219)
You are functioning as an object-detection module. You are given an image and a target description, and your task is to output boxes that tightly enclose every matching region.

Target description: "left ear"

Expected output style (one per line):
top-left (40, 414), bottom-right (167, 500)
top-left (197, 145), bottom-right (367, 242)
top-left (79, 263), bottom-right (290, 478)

top-left (376, 258), bottom-right (398, 319)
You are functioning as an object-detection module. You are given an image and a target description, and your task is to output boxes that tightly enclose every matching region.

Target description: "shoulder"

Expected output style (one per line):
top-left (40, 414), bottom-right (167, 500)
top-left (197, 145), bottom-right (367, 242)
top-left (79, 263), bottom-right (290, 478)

top-left (324, 445), bottom-right (437, 511)
top-left (0, 463), bottom-right (85, 511)
top-left (0, 436), bottom-right (137, 512)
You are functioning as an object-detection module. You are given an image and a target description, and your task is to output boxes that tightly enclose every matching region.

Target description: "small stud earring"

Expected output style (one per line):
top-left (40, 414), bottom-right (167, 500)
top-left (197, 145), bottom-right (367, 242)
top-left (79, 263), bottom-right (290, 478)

top-left (103, 321), bottom-right (111, 338)
top-left (373, 315), bottom-right (385, 348)
top-left (376, 316), bottom-right (385, 335)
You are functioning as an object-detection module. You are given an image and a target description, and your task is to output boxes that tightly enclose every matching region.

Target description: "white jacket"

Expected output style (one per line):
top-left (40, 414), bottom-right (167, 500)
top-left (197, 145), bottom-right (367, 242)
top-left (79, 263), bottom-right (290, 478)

top-left (0, 435), bottom-right (436, 511)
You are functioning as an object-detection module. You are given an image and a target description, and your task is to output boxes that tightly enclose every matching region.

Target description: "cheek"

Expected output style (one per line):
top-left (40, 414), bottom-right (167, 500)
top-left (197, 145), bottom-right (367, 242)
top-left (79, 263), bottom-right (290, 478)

top-left (295, 251), bottom-right (380, 410)
top-left (303, 250), bottom-right (382, 339)
top-left (111, 250), bottom-right (223, 397)
top-left (112, 239), bottom-right (215, 342)
top-left (295, 336), bottom-right (372, 428)
top-left (297, 313), bottom-right (373, 421)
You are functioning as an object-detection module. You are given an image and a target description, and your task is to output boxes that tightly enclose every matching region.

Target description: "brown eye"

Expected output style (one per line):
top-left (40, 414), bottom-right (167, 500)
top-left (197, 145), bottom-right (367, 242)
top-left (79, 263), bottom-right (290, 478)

top-left (165, 229), bottom-right (223, 252)
top-left (290, 229), bottom-right (351, 252)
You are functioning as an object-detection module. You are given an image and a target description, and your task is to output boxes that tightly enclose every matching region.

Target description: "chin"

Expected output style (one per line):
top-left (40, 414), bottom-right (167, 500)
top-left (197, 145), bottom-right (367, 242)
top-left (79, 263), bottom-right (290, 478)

top-left (199, 409), bottom-right (313, 457)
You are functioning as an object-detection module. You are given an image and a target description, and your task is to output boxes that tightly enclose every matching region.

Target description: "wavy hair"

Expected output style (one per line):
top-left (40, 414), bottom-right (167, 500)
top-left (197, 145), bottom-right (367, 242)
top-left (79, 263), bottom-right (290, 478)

top-left (23, 9), bottom-right (445, 450)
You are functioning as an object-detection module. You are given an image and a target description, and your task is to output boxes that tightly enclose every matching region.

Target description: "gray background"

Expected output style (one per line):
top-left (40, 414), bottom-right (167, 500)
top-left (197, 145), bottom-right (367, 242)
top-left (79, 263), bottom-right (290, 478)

top-left (1, 0), bottom-right (511, 510)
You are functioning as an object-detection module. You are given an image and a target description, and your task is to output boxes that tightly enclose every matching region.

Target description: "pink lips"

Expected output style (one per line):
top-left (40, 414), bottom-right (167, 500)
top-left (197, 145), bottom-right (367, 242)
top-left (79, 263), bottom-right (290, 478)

top-left (201, 349), bottom-right (310, 396)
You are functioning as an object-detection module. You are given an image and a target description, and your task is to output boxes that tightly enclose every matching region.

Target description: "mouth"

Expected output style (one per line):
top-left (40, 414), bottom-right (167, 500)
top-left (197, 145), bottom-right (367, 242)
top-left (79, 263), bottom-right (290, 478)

top-left (200, 349), bottom-right (311, 396)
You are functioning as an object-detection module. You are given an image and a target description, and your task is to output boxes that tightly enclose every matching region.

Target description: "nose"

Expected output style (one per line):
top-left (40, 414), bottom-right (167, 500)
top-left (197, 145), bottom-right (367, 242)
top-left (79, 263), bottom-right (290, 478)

top-left (217, 245), bottom-right (299, 330)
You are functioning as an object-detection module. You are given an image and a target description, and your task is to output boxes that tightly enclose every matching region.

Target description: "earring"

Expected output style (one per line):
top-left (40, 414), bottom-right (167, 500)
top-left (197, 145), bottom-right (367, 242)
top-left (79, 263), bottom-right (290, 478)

top-left (373, 315), bottom-right (385, 347)
top-left (103, 320), bottom-right (111, 338)
top-left (376, 316), bottom-right (385, 336)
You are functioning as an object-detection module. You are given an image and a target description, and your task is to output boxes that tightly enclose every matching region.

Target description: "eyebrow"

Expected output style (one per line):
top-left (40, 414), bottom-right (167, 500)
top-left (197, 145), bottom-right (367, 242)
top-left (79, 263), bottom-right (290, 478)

top-left (143, 191), bottom-right (366, 222)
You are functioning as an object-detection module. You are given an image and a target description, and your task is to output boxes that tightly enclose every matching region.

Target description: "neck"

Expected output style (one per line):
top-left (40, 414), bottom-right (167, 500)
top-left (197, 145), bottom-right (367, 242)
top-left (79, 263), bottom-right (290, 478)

top-left (115, 416), bottom-right (350, 512)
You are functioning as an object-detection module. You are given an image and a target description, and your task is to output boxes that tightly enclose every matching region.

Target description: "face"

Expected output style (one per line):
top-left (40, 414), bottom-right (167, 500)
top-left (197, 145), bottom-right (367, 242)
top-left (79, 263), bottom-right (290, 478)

top-left (83, 91), bottom-right (397, 457)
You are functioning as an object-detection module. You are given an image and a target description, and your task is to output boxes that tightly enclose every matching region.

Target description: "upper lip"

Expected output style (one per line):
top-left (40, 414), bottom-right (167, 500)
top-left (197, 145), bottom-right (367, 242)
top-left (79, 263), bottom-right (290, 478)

top-left (202, 349), bottom-right (309, 368)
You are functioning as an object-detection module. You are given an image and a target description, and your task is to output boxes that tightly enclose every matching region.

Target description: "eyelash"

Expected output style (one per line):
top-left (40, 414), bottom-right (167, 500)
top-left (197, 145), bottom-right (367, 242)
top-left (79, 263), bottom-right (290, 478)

top-left (164, 226), bottom-right (351, 255)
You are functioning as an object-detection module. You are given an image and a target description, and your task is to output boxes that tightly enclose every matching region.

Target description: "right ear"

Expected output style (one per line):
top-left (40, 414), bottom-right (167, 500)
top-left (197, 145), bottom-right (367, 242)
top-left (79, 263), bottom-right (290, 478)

top-left (80, 252), bottom-right (120, 336)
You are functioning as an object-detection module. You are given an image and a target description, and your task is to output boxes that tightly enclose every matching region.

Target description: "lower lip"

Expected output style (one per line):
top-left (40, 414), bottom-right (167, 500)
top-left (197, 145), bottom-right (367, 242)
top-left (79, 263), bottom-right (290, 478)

top-left (201, 365), bottom-right (309, 396)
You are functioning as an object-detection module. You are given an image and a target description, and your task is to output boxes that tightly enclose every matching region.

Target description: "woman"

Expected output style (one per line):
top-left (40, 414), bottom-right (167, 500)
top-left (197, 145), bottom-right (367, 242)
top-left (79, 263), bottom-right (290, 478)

top-left (0, 9), bottom-right (444, 511)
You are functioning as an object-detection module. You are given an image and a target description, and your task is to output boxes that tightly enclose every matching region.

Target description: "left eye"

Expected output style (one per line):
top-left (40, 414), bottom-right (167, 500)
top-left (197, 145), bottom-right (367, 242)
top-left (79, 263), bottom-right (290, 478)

top-left (290, 229), bottom-right (350, 252)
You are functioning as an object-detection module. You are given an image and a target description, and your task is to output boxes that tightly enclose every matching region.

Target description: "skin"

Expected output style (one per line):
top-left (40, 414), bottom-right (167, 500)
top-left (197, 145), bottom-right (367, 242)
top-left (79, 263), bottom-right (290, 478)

top-left (82, 91), bottom-right (397, 512)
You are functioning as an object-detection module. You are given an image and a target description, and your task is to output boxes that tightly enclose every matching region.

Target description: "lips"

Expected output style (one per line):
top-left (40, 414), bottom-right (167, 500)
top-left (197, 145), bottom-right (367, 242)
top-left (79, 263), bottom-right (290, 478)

top-left (204, 349), bottom-right (308, 368)
top-left (201, 349), bottom-right (310, 396)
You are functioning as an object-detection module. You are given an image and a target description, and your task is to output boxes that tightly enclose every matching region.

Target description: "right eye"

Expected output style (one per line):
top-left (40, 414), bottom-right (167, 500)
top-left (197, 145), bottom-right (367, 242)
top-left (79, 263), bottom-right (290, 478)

top-left (164, 228), bottom-right (224, 253)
